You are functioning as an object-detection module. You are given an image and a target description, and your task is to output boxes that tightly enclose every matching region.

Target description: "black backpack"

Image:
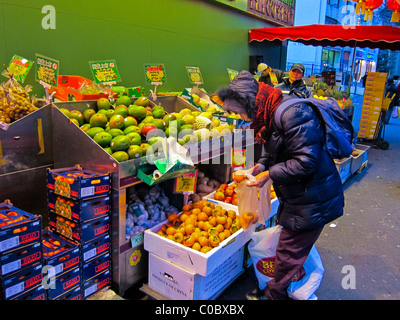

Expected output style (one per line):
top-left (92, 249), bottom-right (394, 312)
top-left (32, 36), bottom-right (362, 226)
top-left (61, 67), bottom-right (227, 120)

top-left (274, 97), bottom-right (356, 159)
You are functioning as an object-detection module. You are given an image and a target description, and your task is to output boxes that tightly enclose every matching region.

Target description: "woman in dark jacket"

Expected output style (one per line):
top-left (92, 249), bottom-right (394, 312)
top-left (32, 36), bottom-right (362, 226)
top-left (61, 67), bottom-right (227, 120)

top-left (217, 78), bottom-right (344, 300)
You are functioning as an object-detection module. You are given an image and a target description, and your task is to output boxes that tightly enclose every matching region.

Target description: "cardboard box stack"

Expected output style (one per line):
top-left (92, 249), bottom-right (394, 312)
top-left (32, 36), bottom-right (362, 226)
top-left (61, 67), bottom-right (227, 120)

top-left (0, 201), bottom-right (44, 300)
top-left (358, 72), bottom-right (388, 140)
top-left (46, 165), bottom-right (111, 299)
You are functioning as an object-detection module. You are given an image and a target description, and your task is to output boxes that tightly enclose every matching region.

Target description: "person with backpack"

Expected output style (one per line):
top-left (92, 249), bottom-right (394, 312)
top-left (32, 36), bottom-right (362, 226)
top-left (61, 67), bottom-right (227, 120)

top-left (216, 77), bottom-right (346, 300)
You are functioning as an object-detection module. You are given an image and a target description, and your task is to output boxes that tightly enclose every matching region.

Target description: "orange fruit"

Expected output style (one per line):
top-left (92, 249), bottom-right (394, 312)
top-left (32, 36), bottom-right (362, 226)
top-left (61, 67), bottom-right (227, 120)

top-left (218, 232), bottom-right (227, 242)
top-left (200, 246), bottom-right (212, 254)
top-left (208, 216), bottom-right (217, 227)
top-left (182, 204), bottom-right (192, 211)
top-left (197, 211), bottom-right (208, 222)
top-left (198, 236), bottom-right (209, 247)
top-left (189, 213), bottom-right (198, 221)
top-left (173, 232), bottom-right (184, 243)
top-left (202, 206), bottom-right (213, 216)
top-left (216, 215), bottom-right (227, 225)
top-left (180, 213), bottom-right (189, 222)
top-left (209, 235), bottom-right (220, 247)
top-left (166, 227), bottom-right (176, 236)
top-left (184, 223), bottom-right (195, 235)
top-left (224, 217), bottom-right (233, 229)
top-left (227, 210), bottom-right (237, 219)
top-left (192, 242), bottom-right (201, 251)
top-left (183, 235), bottom-right (195, 247)
top-left (215, 224), bottom-right (224, 233)
top-left (168, 213), bottom-right (179, 222)
top-left (191, 208), bottom-right (201, 215)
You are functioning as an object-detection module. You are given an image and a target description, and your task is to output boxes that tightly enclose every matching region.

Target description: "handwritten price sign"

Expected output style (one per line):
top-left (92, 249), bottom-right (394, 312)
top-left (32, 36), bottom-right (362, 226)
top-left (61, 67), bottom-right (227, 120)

top-left (186, 66), bottom-right (203, 85)
top-left (174, 170), bottom-right (198, 193)
top-left (35, 54), bottom-right (59, 87)
top-left (8, 54), bottom-right (33, 83)
top-left (89, 60), bottom-right (121, 84)
top-left (144, 64), bottom-right (166, 85)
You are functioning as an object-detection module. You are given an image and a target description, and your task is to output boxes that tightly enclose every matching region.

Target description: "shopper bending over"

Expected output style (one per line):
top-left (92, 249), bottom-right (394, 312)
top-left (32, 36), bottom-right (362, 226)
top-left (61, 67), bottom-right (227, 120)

top-left (257, 63), bottom-right (285, 87)
top-left (275, 63), bottom-right (312, 98)
top-left (216, 76), bottom-right (344, 300)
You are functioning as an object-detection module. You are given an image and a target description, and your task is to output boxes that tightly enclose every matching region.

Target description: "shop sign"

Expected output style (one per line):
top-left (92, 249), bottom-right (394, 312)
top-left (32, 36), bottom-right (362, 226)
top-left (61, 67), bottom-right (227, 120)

top-left (247, 0), bottom-right (295, 26)
top-left (174, 170), bottom-right (198, 193)
top-left (185, 66), bottom-right (203, 85)
top-left (35, 53), bottom-right (59, 87)
top-left (144, 64), bottom-right (167, 85)
top-left (89, 59), bottom-right (121, 84)
top-left (227, 68), bottom-right (239, 82)
top-left (7, 54), bottom-right (33, 83)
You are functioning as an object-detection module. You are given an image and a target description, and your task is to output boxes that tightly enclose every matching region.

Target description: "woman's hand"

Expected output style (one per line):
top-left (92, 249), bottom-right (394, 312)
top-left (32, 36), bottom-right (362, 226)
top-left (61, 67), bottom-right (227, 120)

top-left (246, 171), bottom-right (270, 188)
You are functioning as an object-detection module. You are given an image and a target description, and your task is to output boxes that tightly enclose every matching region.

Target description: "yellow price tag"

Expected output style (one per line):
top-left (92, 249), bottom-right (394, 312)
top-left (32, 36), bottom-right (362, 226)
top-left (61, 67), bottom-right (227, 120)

top-left (174, 170), bottom-right (198, 193)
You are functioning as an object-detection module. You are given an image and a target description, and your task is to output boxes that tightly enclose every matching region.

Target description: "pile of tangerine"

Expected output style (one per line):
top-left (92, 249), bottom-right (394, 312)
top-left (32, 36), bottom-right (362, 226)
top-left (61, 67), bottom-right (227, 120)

top-left (156, 200), bottom-right (242, 254)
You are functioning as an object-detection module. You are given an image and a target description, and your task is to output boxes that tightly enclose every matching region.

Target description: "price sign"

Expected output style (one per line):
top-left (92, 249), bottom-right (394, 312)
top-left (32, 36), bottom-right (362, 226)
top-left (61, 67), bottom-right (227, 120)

top-left (7, 54), bottom-right (33, 83)
top-left (174, 170), bottom-right (198, 193)
top-left (227, 68), bottom-right (239, 82)
top-left (89, 60), bottom-right (121, 84)
top-left (35, 54), bottom-right (59, 87)
top-left (144, 64), bottom-right (166, 85)
top-left (186, 66), bottom-right (203, 85)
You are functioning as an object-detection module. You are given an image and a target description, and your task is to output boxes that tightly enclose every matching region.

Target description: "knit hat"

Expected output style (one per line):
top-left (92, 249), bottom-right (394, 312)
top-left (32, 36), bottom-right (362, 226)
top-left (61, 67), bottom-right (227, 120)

top-left (216, 70), bottom-right (259, 120)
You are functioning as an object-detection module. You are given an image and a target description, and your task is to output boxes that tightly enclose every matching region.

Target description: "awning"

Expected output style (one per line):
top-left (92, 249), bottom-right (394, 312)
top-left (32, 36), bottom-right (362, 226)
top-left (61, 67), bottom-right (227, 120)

top-left (249, 24), bottom-right (400, 51)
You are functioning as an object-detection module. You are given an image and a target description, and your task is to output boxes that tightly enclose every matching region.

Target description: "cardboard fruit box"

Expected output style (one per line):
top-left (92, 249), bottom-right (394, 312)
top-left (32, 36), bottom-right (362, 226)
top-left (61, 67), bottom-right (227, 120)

top-left (1, 242), bottom-right (42, 277)
top-left (47, 192), bottom-right (111, 223)
top-left (82, 269), bottom-right (111, 299)
top-left (148, 247), bottom-right (244, 300)
top-left (81, 234), bottom-right (111, 264)
top-left (46, 166), bottom-right (111, 200)
top-left (42, 229), bottom-right (81, 277)
top-left (48, 212), bottom-right (110, 243)
top-left (0, 263), bottom-right (43, 300)
top-left (144, 203), bottom-right (251, 277)
top-left (47, 266), bottom-right (81, 300)
top-left (0, 202), bottom-right (41, 255)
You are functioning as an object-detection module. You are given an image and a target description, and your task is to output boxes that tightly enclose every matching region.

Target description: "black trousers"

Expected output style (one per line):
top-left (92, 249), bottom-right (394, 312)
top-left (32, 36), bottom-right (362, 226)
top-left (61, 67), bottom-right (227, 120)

top-left (264, 226), bottom-right (323, 300)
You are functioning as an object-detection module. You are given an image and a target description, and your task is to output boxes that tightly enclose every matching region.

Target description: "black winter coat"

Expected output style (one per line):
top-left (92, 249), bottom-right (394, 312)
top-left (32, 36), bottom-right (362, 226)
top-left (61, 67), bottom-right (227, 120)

top-left (258, 98), bottom-right (344, 231)
top-left (275, 77), bottom-right (312, 98)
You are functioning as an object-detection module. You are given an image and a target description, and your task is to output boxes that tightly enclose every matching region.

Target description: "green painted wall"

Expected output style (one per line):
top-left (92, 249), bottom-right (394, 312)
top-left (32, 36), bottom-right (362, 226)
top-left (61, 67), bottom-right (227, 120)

top-left (0, 0), bottom-right (285, 97)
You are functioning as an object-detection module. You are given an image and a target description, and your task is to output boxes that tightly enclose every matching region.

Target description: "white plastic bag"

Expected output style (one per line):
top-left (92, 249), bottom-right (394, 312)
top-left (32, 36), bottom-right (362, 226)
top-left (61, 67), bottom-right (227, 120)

top-left (248, 225), bottom-right (324, 300)
top-left (392, 106), bottom-right (399, 119)
top-left (234, 179), bottom-right (273, 229)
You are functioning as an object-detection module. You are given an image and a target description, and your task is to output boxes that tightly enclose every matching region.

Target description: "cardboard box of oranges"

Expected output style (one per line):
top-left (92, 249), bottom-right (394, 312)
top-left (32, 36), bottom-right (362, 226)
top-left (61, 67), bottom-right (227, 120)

top-left (144, 199), bottom-right (251, 276)
top-left (0, 201), bottom-right (41, 255)
top-left (42, 229), bottom-right (80, 277)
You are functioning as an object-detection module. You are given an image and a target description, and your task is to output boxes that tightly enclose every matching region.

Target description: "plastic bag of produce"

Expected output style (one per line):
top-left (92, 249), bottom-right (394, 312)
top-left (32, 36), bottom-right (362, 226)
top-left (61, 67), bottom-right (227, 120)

top-left (248, 225), bottom-right (324, 300)
top-left (234, 178), bottom-right (273, 229)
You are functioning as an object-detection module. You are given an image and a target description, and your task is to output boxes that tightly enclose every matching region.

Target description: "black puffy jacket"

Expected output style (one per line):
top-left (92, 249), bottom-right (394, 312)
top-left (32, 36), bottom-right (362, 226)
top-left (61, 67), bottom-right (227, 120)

top-left (258, 97), bottom-right (344, 231)
top-left (275, 77), bottom-right (312, 98)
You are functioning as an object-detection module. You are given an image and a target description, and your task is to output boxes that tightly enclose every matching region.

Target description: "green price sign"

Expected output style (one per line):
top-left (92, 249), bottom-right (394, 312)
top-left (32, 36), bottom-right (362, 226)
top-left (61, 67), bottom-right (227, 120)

top-left (35, 54), bottom-right (59, 87)
top-left (185, 66), bottom-right (203, 85)
top-left (89, 60), bottom-right (121, 84)
top-left (144, 64), bottom-right (166, 85)
top-left (7, 54), bottom-right (33, 83)
top-left (227, 68), bottom-right (239, 82)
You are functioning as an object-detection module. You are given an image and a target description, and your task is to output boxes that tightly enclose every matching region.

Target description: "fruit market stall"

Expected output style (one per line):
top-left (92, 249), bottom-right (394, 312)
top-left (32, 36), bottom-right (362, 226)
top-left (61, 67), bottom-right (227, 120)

top-left (49, 94), bottom-right (257, 296)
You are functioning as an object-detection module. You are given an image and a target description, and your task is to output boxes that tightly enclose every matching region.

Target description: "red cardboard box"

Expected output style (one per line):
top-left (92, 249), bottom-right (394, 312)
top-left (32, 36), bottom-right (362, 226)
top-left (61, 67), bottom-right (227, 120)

top-left (47, 166), bottom-right (111, 200)
top-left (1, 242), bottom-right (42, 277)
top-left (0, 263), bottom-right (43, 300)
top-left (0, 202), bottom-right (41, 254)
top-left (82, 269), bottom-right (111, 299)
top-left (47, 192), bottom-right (110, 223)
top-left (52, 285), bottom-right (82, 300)
top-left (11, 284), bottom-right (46, 300)
top-left (82, 234), bottom-right (111, 264)
top-left (82, 252), bottom-right (111, 282)
top-left (47, 266), bottom-right (81, 300)
top-left (48, 212), bottom-right (110, 243)
top-left (42, 229), bottom-right (80, 277)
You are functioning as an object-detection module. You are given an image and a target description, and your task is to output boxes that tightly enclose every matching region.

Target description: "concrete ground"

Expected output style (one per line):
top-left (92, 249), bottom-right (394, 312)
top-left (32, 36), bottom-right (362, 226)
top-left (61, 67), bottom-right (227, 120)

top-left (217, 94), bottom-right (400, 300)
